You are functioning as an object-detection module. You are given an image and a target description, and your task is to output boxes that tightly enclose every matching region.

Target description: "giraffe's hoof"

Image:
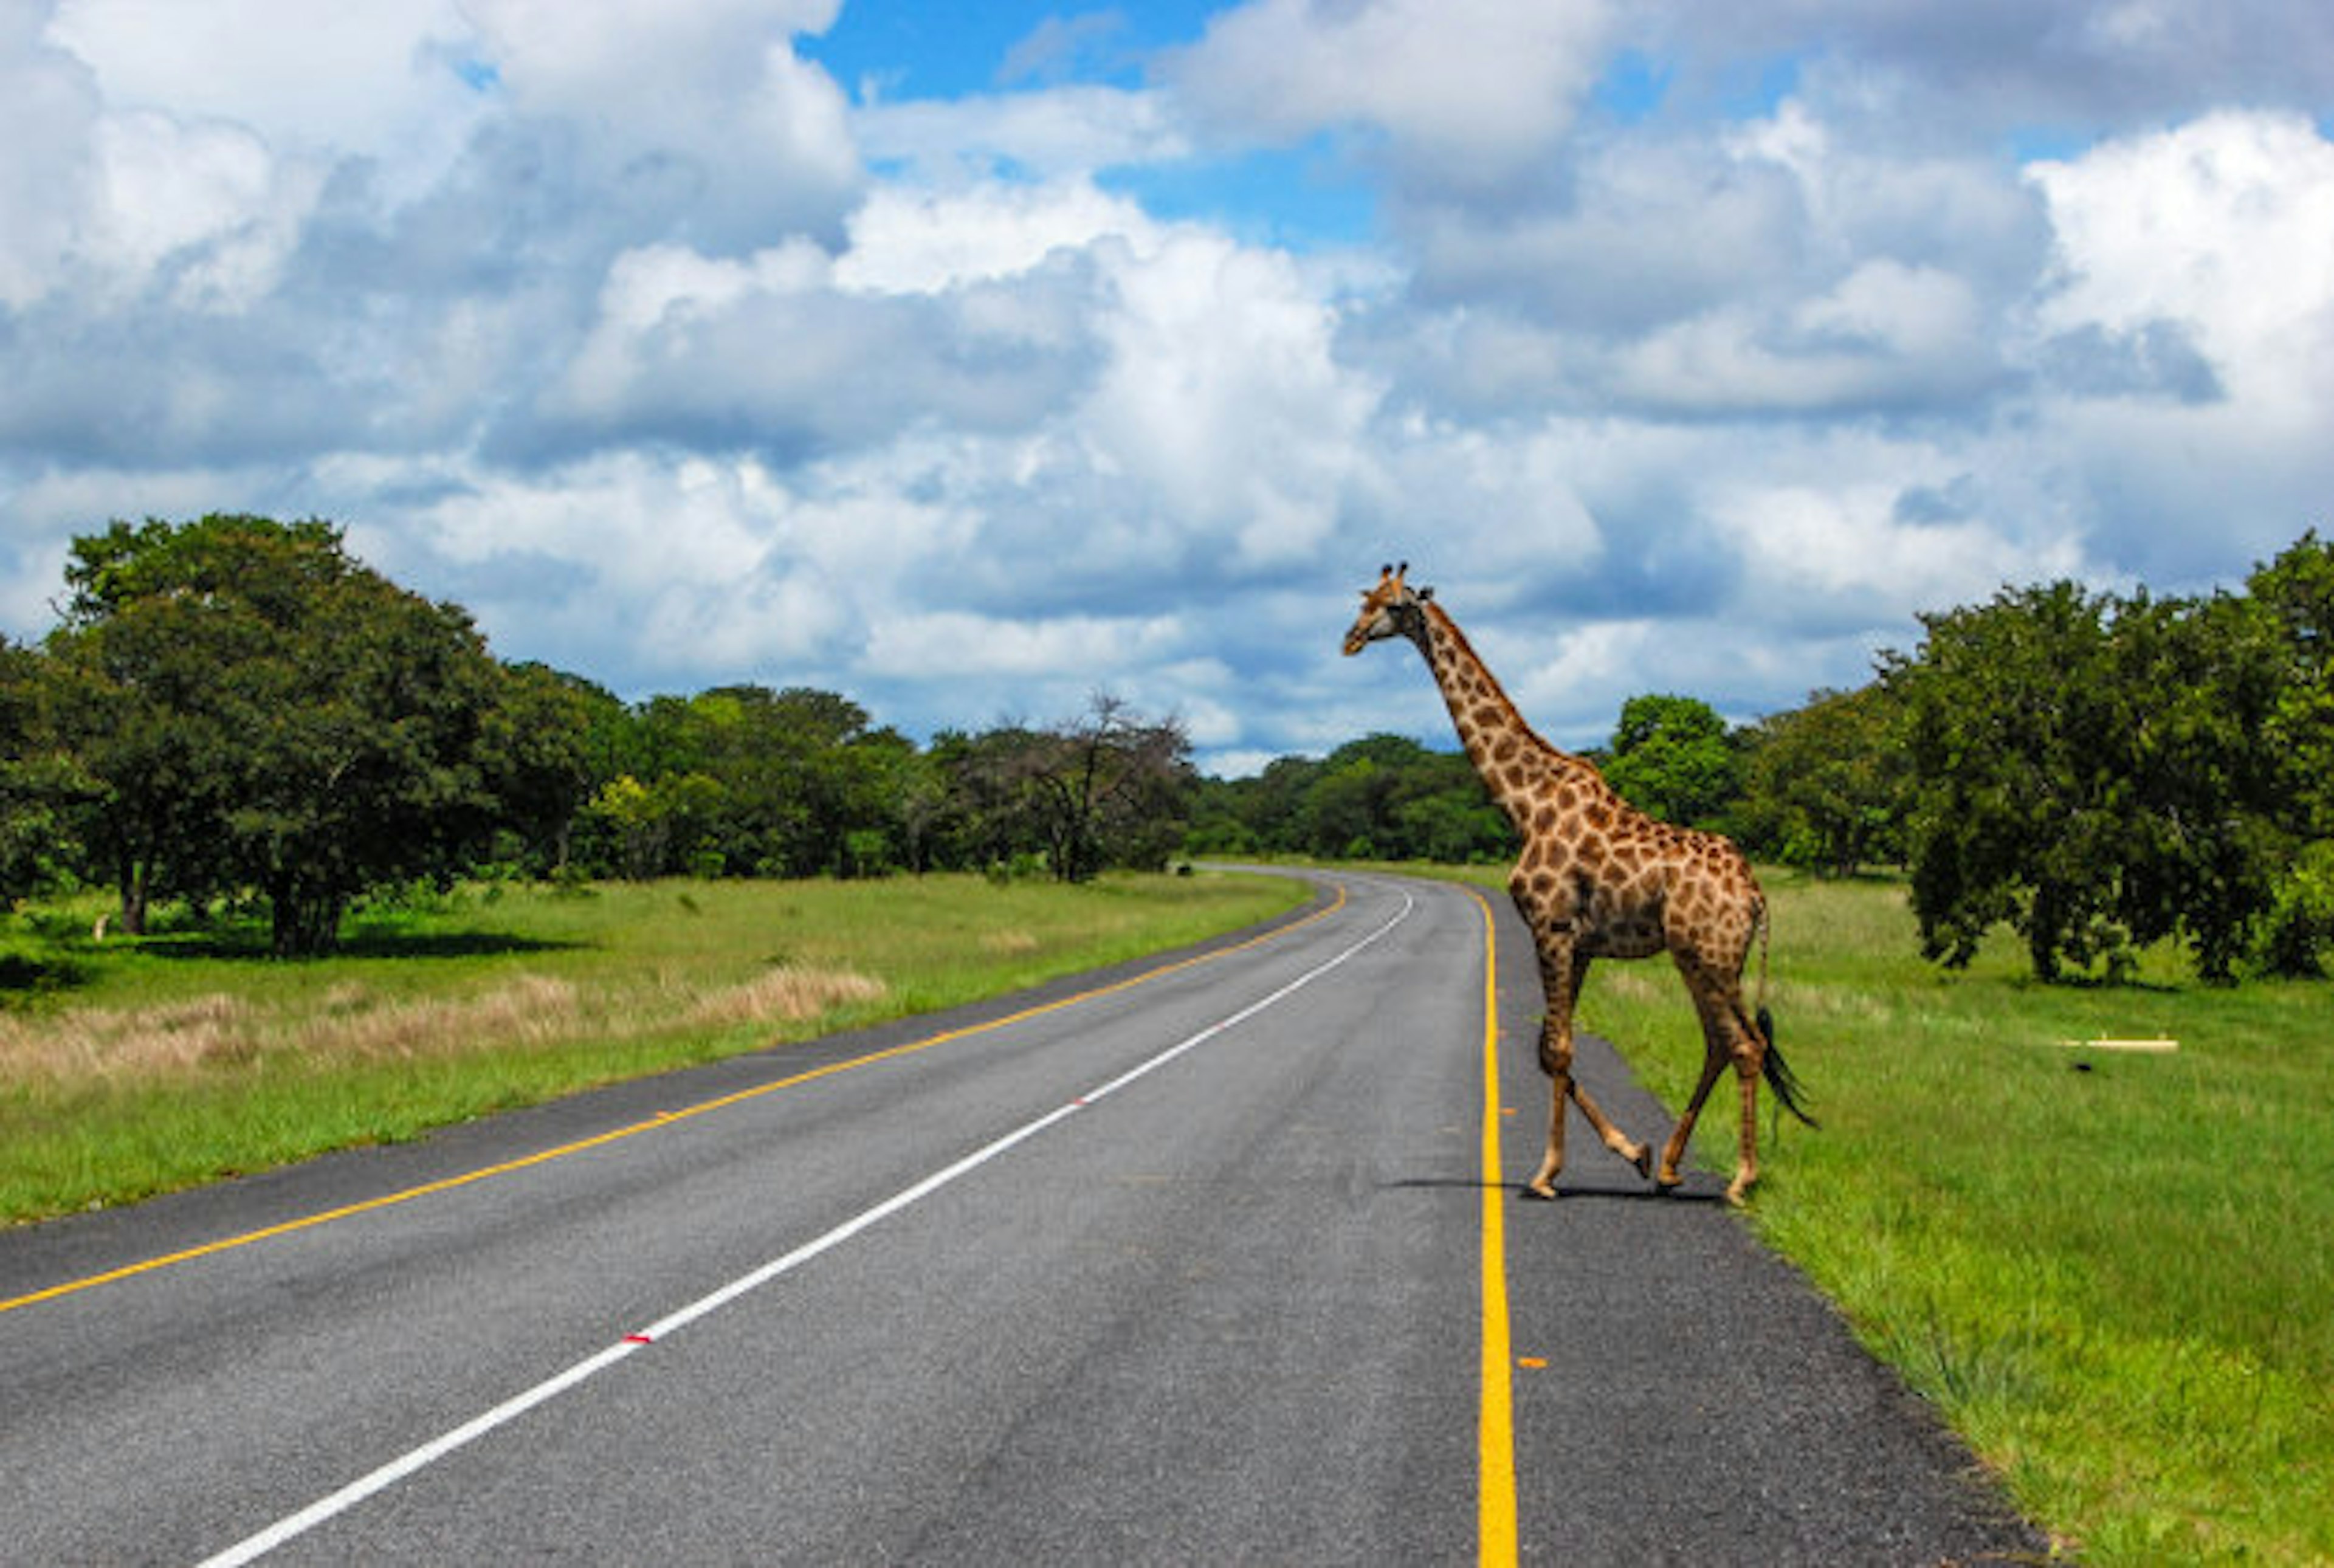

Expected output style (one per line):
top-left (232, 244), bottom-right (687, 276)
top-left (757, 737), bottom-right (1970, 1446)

top-left (1629, 1144), bottom-right (1653, 1180)
top-left (1521, 1181), bottom-right (1558, 1202)
top-left (1654, 1164), bottom-right (1684, 1191)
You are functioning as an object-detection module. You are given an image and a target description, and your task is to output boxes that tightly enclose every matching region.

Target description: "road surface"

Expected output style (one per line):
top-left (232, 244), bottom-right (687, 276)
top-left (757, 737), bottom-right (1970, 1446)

top-left (0, 870), bottom-right (2042, 1563)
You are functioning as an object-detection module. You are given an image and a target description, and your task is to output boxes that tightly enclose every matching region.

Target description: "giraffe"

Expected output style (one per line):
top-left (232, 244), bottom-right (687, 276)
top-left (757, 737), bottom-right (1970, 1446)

top-left (1341, 564), bottom-right (1813, 1204)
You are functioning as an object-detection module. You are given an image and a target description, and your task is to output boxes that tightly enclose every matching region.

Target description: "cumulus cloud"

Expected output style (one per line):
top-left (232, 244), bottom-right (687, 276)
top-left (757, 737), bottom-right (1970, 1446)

top-left (428, 1), bottom-right (863, 255)
top-left (2029, 111), bottom-right (2334, 413)
top-left (4, 1), bottom-right (2333, 773)
top-left (1164, 0), bottom-right (1615, 185)
top-left (856, 83), bottom-right (1185, 181)
top-left (1630, 0), bottom-right (2334, 139)
top-left (2019, 111), bottom-right (2334, 577)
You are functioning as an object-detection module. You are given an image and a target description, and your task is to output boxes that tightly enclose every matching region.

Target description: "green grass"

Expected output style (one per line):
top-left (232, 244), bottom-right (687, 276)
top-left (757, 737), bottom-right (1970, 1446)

top-left (0, 872), bottom-right (1304, 1226)
top-left (1433, 862), bottom-right (2332, 1564)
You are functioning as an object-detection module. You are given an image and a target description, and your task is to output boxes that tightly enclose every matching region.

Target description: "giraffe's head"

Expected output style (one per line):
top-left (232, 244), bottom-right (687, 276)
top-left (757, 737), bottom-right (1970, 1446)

top-left (1342, 562), bottom-right (1431, 655)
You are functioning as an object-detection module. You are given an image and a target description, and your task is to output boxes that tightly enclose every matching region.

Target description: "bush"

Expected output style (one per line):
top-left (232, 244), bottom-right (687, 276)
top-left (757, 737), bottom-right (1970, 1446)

top-left (2253, 840), bottom-right (2334, 978)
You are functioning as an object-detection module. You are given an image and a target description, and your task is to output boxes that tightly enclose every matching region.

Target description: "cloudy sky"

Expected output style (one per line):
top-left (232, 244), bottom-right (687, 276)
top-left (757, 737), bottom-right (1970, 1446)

top-left (3, 1), bottom-right (2330, 773)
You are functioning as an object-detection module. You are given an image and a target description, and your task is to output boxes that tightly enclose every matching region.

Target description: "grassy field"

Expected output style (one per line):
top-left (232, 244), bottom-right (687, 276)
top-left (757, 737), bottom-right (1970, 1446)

top-left (1437, 862), bottom-right (2331, 1565)
top-left (0, 871), bottom-right (1304, 1226)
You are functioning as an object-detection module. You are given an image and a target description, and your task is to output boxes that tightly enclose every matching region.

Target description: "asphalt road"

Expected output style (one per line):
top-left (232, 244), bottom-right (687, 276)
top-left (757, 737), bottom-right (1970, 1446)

top-left (0, 871), bottom-right (2043, 1564)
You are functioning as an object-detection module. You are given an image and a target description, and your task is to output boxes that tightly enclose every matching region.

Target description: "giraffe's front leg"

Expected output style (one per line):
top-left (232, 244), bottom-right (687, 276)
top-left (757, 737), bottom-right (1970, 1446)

top-left (1659, 959), bottom-right (1744, 1192)
top-left (1524, 1013), bottom-right (1569, 1200)
top-left (1521, 938), bottom-right (1654, 1196)
top-left (1659, 1047), bottom-right (1728, 1188)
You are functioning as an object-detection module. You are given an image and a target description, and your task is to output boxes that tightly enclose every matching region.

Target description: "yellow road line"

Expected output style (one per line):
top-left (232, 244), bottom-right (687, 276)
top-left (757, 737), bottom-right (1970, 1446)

top-left (0, 883), bottom-right (1348, 1319)
top-left (1468, 884), bottom-right (1521, 1567)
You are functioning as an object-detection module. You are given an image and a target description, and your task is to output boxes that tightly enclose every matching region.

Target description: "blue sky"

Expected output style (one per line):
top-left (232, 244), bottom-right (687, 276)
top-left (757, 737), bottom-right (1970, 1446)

top-left (808, 2), bottom-right (1214, 97)
top-left (4, 1), bottom-right (2333, 773)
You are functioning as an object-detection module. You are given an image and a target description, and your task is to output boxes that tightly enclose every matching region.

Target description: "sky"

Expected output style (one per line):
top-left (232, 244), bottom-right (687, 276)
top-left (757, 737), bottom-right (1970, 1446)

top-left (3, 1), bottom-right (2331, 775)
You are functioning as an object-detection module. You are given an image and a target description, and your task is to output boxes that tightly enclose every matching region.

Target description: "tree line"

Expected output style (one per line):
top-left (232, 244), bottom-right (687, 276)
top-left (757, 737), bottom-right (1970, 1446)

top-left (4, 514), bottom-right (2328, 981)
top-left (1, 517), bottom-right (1191, 955)
top-left (1188, 532), bottom-right (2334, 984)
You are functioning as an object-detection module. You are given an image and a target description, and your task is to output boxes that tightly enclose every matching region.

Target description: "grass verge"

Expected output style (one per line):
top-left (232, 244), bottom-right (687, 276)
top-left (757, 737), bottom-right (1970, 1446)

top-left (1425, 861), bottom-right (2331, 1564)
top-left (1, 871), bottom-right (1304, 1226)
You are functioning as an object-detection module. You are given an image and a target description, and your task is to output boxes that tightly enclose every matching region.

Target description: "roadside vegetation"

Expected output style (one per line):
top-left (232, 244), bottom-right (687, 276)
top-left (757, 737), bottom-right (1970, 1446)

top-left (1434, 861), bottom-right (2330, 1566)
top-left (0, 872), bottom-right (1303, 1226)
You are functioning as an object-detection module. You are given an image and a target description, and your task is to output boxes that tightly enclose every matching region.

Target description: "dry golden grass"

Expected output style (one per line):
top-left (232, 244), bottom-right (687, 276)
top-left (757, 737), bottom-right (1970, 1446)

top-left (685, 966), bottom-right (886, 1029)
top-left (0, 965), bottom-right (892, 1095)
top-left (0, 994), bottom-right (255, 1084)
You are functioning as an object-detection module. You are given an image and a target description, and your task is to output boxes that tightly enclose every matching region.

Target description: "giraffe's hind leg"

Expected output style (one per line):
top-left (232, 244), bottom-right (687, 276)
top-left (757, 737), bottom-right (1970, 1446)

top-left (1659, 957), bottom-right (1758, 1198)
top-left (1726, 1054), bottom-right (1763, 1206)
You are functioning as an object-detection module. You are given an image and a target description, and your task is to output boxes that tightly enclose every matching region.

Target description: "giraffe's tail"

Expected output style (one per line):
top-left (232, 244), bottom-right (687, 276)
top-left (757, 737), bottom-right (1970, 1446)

top-left (1748, 898), bottom-right (1817, 1129)
top-left (1757, 1006), bottom-right (1817, 1129)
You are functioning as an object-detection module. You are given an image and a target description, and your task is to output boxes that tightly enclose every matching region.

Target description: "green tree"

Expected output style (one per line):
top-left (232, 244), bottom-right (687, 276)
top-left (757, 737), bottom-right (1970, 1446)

top-left (2245, 530), bottom-right (2334, 974)
top-left (1884, 578), bottom-right (2291, 982)
top-left (1182, 737), bottom-right (1509, 864)
top-left (484, 662), bottom-right (602, 875)
top-left (2106, 589), bottom-right (2289, 981)
top-left (0, 636), bottom-right (79, 905)
top-left (1885, 582), bottom-right (2129, 979)
top-left (1602, 693), bottom-right (1741, 828)
top-left (47, 515), bottom-right (544, 954)
top-left (950, 696), bottom-right (1192, 881)
top-left (2249, 529), bottom-right (2334, 838)
top-left (1031, 693), bottom-right (1192, 881)
top-left (1738, 686), bottom-right (1909, 876)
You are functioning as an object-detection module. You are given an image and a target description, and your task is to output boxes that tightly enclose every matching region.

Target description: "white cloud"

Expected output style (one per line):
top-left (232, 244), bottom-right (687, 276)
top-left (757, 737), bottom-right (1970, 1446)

top-left (836, 179), bottom-right (1149, 294)
top-left (1083, 227), bottom-right (1381, 563)
top-left (864, 610), bottom-right (1183, 682)
top-left (855, 84), bottom-right (1185, 181)
top-left (1612, 260), bottom-right (1997, 414)
top-left (1709, 483), bottom-right (2067, 616)
top-left (83, 109), bottom-right (322, 310)
top-left (51, 0), bottom-right (480, 157)
top-left (5, 3), bottom-right (2334, 775)
top-left (0, 0), bottom-right (98, 308)
top-left (458, 0), bottom-right (860, 246)
top-left (2030, 111), bottom-right (2334, 413)
top-left (1167, 0), bottom-right (1614, 181)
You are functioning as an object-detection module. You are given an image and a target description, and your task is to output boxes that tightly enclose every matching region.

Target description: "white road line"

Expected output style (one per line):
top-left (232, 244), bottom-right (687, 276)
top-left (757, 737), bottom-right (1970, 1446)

top-left (195, 889), bottom-right (1414, 1567)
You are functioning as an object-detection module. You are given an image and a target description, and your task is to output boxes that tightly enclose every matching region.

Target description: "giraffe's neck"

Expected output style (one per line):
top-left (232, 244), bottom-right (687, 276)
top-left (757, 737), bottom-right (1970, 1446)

top-left (1413, 602), bottom-right (1599, 830)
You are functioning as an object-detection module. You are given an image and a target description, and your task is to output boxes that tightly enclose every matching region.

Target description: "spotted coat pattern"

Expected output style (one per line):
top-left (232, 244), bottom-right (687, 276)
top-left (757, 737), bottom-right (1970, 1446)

top-left (1343, 565), bottom-right (1781, 1203)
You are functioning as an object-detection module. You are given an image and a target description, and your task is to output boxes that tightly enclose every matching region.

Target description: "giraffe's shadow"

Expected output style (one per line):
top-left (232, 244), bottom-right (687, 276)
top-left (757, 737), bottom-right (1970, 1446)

top-left (1380, 1175), bottom-right (1728, 1206)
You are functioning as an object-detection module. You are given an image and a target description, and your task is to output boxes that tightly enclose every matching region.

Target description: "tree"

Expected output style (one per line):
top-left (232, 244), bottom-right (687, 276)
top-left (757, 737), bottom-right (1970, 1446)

top-left (1738, 686), bottom-right (1909, 876)
top-left (46, 515), bottom-right (548, 955)
top-left (1885, 582), bottom-right (2132, 979)
top-left (0, 636), bottom-right (78, 906)
top-left (963, 695), bottom-right (1193, 881)
top-left (2105, 588), bottom-right (2288, 981)
top-left (1884, 578), bottom-right (2291, 982)
top-left (2249, 529), bottom-right (2334, 839)
top-left (482, 662), bottom-right (603, 875)
top-left (2246, 530), bottom-right (2334, 974)
top-left (1183, 736), bottom-right (1512, 864)
top-left (1602, 694), bottom-right (1741, 829)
